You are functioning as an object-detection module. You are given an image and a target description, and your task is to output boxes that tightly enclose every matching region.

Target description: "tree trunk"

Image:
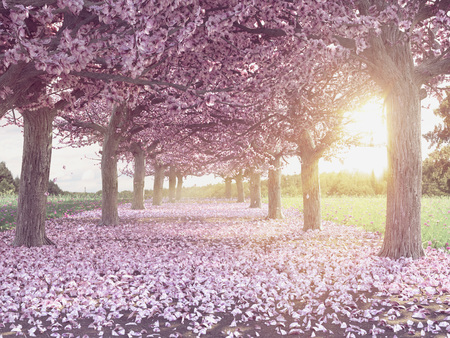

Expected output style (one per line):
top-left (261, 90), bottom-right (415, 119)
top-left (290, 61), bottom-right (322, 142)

top-left (235, 170), bottom-right (245, 202)
top-left (12, 109), bottom-right (55, 247)
top-left (297, 130), bottom-right (322, 231)
top-left (301, 156), bottom-right (321, 230)
top-left (378, 83), bottom-right (424, 259)
top-left (153, 162), bottom-right (164, 205)
top-left (131, 144), bottom-right (145, 210)
top-left (224, 177), bottom-right (232, 199)
top-left (268, 155), bottom-right (283, 219)
top-left (176, 173), bottom-right (183, 200)
top-left (100, 108), bottom-right (122, 225)
top-left (249, 170), bottom-right (261, 208)
top-left (168, 166), bottom-right (176, 203)
top-left (361, 25), bottom-right (425, 259)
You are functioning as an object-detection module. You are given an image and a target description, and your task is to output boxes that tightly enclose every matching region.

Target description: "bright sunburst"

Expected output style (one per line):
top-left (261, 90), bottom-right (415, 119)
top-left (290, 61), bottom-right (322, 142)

top-left (346, 98), bottom-right (387, 147)
top-left (319, 98), bottom-right (389, 176)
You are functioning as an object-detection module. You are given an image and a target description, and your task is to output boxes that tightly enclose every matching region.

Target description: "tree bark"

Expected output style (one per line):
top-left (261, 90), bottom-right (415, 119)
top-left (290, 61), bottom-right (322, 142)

top-left (131, 143), bottom-right (145, 210)
top-left (268, 155), bottom-right (283, 219)
top-left (224, 177), bottom-right (232, 199)
top-left (153, 162), bottom-right (165, 206)
top-left (360, 25), bottom-right (424, 259)
top-left (235, 170), bottom-right (245, 202)
top-left (378, 83), bottom-right (424, 259)
top-left (100, 108), bottom-right (122, 225)
top-left (301, 156), bottom-right (321, 231)
top-left (176, 173), bottom-right (183, 201)
top-left (12, 108), bottom-right (55, 247)
top-left (168, 166), bottom-right (176, 203)
top-left (249, 169), bottom-right (261, 208)
top-left (298, 131), bottom-right (322, 231)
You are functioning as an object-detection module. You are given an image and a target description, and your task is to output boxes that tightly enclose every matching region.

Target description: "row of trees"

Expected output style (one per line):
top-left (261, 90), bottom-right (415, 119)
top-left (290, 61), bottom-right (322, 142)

top-left (152, 171), bottom-right (388, 200)
top-left (175, 156), bottom-right (449, 201)
top-left (1, 1), bottom-right (449, 258)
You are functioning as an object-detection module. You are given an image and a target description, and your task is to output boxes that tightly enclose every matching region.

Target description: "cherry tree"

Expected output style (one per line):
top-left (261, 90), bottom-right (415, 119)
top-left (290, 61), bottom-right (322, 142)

top-left (126, 140), bottom-right (160, 209)
top-left (0, 0), bottom-right (210, 245)
top-left (57, 81), bottom-right (186, 222)
top-left (57, 89), bottom-right (132, 225)
top-left (209, 0), bottom-right (450, 258)
top-left (224, 177), bottom-right (232, 199)
top-left (248, 167), bottom-right (262, 208)
top-left (282, 61), bottom-right (374, 231)
top-left (204, 118), bottom-right (292, 217)
top-left (329, 0), bottom-right (450, 258)
top-left (1, 0), bottom-right (312, 243)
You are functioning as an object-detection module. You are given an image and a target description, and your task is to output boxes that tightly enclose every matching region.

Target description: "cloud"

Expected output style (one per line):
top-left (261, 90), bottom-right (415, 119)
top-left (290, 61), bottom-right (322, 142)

top-left (81, 169), bottom-right (95, 181)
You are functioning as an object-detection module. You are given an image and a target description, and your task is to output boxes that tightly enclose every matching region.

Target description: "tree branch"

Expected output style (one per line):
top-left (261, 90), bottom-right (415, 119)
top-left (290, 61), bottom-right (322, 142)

top-left (59, 115), bottom-right (106, 134)
top-left (70, 70), bottom-right (233, 94)
top-left (332, 34), bottom-right (356, 50)
top-left (413, 0), bottom-right (450, 27)
top-left (415, 55), bottom-right (450, 84)
top-left (232, 22), bottom-right (287, 37)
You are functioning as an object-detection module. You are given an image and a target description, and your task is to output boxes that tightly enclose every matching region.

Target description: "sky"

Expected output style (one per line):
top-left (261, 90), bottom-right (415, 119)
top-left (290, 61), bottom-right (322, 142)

top-left (0, 97), bottom-right (443, 193)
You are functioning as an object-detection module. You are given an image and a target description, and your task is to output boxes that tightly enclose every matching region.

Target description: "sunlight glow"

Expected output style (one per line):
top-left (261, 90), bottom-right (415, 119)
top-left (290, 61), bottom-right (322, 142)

top-left (346, 99), bottom-right (387, 147)
top-left (321, 98), bottom-right (389, 177)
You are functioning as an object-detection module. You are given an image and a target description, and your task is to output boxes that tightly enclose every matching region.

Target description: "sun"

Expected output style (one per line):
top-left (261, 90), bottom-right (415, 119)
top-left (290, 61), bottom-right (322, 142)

top-left (320, 98), bottom-right (389, 177)
top-left (346, 98), bottom-right (387, 147)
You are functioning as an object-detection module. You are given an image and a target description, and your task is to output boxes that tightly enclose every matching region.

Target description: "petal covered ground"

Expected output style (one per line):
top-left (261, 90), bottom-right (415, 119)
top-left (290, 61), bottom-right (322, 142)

top-left (0, 201), bottom-right (449, 337)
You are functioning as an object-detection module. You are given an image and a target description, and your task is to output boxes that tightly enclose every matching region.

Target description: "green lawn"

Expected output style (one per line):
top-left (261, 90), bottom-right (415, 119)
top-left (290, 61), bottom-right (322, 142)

top-left (0, 194), bottom-right (103, 231)
top-left (281, 195), bottom-right (450, 249)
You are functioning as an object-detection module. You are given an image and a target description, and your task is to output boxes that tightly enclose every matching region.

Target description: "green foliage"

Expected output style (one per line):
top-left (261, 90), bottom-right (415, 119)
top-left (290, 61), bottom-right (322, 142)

top-left (424, 91), bottom-right (450, 148)
top-left (279, 175), bottom-right (302, 197)
top-left (175, 171), bottom-right (388, 200)
top-left (422, 145), bottom-right (450, 196)
top-left (119, 190), bottom-right (134, 199)
top-left (149, 181), bottom-right (251, 201)
top-left (0, 162), bottom-right (16, 195)
top-left (48, 180), bottom-right (65, 195)
top-left (0, 162), bottom-right (65, 195)
top-left (272, 171), bottom-right (387, 197)
top-left (0, 180), bottom-right (15, 195)
top-left (135, 167), bottom-right (445, 200)
top-left (320, 171), bottom-right (386, 196)
top-left (14, 177), bottom-right (19, 193)
top-left (180, 184), bottom-right (229, 199)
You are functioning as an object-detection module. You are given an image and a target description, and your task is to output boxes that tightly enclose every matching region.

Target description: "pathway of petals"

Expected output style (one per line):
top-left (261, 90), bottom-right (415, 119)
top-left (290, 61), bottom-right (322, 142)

top-left (0, 201), bottom-right (449, 337)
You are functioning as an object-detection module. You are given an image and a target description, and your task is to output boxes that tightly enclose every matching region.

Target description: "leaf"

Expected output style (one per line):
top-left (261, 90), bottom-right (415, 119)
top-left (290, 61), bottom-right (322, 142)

top-left (412, 312), bottom-right (427, 319)
top-left (288, 328), bottom-right (304, 335)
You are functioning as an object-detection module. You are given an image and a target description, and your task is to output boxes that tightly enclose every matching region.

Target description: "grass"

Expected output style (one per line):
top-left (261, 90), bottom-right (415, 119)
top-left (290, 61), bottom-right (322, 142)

top-left (0, 194), bottom-right (104, 231)
top-left (280, 195), bottom-right (450, 250)
top-left (2, 193), bottom-right (449, 250)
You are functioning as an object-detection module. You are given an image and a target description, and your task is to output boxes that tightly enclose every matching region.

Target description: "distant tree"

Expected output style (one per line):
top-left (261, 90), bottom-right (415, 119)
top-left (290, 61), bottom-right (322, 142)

top-left (0, 179), bottom-right (15, 194)
top-left (168, 166), bottom-right (177, 203)
top-left (370, 171), bottom-right (385, 195)
top-left (234, 170), bottom-right (245, 203)
top-left (248, 168), bottom-right (262, 208)
top-left (0, 162), bottom-right (15, 194)
top-left (48, 180), bottom-right (64, 196)
top-left (13, 177), bottom-right (19, 193)
top-left (424, 92), bottom-right (450, 148)
top-left (267, 154), bottom-right (284, 219)
top-left (422, 145), bottom-right (450, 195)
top-left (224, 177), bottom-right (232, 199)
